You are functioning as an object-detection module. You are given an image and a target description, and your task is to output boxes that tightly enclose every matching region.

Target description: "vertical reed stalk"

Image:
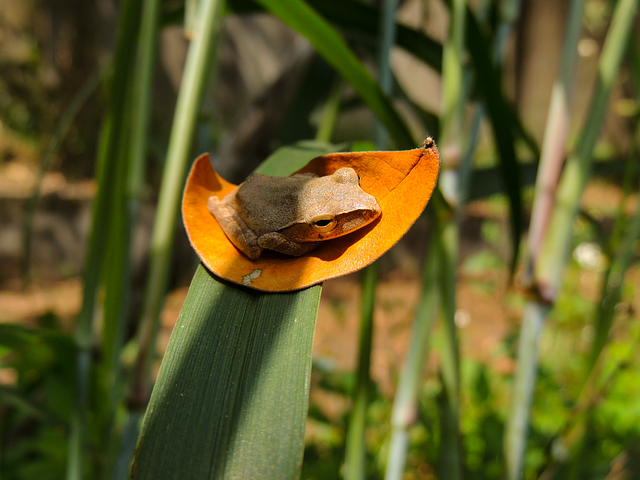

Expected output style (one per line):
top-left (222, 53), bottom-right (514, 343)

top-left (506, 0), bottom-right (638, 478)
top-left (384, 235), bottom-right (439, 480)
top-left (528, 0), bottom-right (585, 260)
top-left (434, 0), bottom-right (466, 477)
top-left (344, 2), bottom-right (397, 477)
top-left (344, 262), bottom-right (379, 480)
top-left (504, 2), bottom-right (584, 479)
top-left (131, 0), bottom-right (224, 405)
top-left (536, 0), bottom-right (638, 295)
top-left (66, 0), bottom-right (141, 477)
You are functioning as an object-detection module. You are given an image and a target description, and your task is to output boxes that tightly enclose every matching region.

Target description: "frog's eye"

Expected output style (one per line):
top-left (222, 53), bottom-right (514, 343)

top-left (311, 215), bottom-right (337, 233)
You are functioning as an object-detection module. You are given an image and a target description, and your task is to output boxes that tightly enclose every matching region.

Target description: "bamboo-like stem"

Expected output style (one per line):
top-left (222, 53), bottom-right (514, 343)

top-left (121, 0), bottom-right (162, 401)
top-left (504, 3), bottom-right (584, 479)
top-left (131, 0), bottom-right (224, 406)
top-left (384, 235), bottom-right (439, 480)
top-left (344, 262), bottom-right (379, 480)
top-left (528, 0), bottom-right (585, 260)
top-left (373, 0), bottom-right (399, 149)
top-left (505, 1), bottom-right (638, 478)
top-left (536, 0), bottom-right (638, 299)
top-left (504, 301), bottom-right (549, 480)
top-left (440, 0), bottom-right (466, 163)
top-left (434, 0), bottom-right (466, 477)
top-left (100, 95), bottom-right (135, 392)
top-left (344, 2), bottom-right (397, 477)
top-left (66, 0), bottom-right (141, 477)
top-left (128, 0), bottom-right (161, 204)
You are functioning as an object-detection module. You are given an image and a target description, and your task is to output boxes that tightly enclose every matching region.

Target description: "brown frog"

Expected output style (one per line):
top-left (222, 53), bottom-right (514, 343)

top-left (207, 167), bottom-right (381, 259)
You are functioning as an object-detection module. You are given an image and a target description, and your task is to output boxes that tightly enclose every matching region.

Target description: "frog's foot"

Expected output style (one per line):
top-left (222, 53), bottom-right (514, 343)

top-left (258, 232), bottom-right (320, 257)
top-left (207, 196), bottom-right (263, 260)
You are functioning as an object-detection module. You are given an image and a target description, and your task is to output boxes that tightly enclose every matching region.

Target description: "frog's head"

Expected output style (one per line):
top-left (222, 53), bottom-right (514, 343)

top-left (284, 167), bottom-right (382, 242)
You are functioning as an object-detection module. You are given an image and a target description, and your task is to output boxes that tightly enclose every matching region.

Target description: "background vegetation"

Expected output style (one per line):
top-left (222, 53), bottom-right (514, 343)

top-left (0, 0), bottom-right (639, 479)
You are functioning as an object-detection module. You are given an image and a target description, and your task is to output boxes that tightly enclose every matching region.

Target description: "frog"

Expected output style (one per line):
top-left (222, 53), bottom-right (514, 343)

top-left (207, 167), bottom-right (381, 259)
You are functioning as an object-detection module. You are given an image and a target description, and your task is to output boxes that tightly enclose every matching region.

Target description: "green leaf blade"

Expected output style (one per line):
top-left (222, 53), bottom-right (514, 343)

top-left (132, 266), bottom-right (320, 479)
top-left (254, 0), bottom-right (415, 148)
top-left (466, 9), bottom-right (523, 275)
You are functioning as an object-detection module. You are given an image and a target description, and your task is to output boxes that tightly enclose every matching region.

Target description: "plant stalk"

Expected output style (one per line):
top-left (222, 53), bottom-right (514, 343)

top-left (132, 0), bottom-right (224, 406)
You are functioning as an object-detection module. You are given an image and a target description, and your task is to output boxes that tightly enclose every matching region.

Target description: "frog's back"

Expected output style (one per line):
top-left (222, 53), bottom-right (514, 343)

top-left (233, 174), bottom-right (310, 236)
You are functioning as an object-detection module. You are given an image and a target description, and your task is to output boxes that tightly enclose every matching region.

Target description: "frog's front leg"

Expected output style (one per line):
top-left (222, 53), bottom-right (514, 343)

top-left (257, 233), bottom-right (320, 257)
top-left (207, 195), bottom-right (263, 260)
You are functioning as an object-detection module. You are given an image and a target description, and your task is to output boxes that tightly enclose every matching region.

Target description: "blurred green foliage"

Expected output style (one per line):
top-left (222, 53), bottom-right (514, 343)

top-left (301, 249), bottom-right (640, 480)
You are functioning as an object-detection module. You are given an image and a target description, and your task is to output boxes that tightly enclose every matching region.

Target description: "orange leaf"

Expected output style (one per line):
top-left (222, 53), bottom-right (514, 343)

top-left (182, 140), bottom-right (440, 291)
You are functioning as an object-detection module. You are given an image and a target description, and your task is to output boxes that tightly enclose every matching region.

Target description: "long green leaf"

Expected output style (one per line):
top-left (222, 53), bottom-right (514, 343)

top-left (306, 0), bottom-right (442, 71)
top-left (131, 266), bottom-right (321, 479)
top-left (309, 0), bottom-right (442, 71)
top-left (228, 0), bottom-right (443, 72)
top-left (465, 8), bottom-right (523, 274)
top-left (253, 0), bottom-right (415, 148)
top-left (132, 140), bottom-right (333, 479)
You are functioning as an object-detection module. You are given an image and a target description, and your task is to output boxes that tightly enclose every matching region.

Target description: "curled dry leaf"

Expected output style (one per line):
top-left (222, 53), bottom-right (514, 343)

top-left (182, 140), bottom-right (440, 292)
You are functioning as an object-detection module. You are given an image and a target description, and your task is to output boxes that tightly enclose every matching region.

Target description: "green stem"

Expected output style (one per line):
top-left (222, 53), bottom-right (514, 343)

top-left (128, 0), bottom-right (162, 203)
top-left (315, 78), bottom-right (343, 143)
top-left (384, 235), bottom-right (439, 480)
top-left (505, 1), bottom-right (638, 478)
top-left (66, 0), bottom-right (141, 477)
top-left (344, 2), bottom-right (397, 477)
top-left (434, 0), bottom-right (465, 476)
top-left (536, 0), bottom-right (639, 299)
top-left (528, 0), bottom-right (585, 259)
top-left (504, 301), bottom-right (549, 480)
top-left (132, 0), bottom-right (224, 405)
top-left (344, 262), bottom-right (379, 480)
top-left (504, 4), bottom-right (584, 478)
top-left (373, 0), bottom-right (399, 149)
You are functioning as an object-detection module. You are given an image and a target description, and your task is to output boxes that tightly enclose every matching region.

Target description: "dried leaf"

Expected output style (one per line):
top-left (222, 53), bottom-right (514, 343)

top-left (182, 141), bottom-right (440, 291)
